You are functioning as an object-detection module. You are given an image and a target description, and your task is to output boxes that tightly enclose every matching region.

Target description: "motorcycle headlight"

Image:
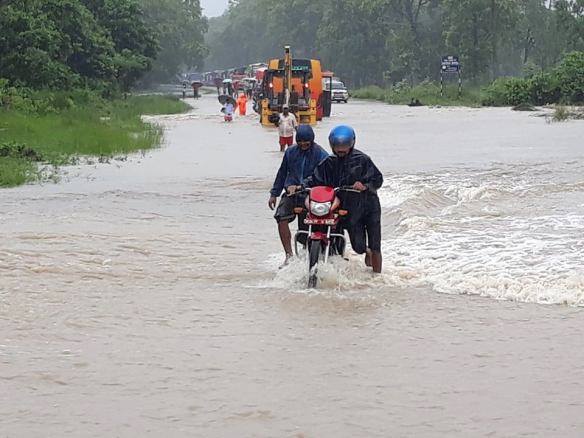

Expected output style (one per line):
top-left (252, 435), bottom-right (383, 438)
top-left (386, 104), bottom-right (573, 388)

top-left (310, 201), bottom-right (331, 217)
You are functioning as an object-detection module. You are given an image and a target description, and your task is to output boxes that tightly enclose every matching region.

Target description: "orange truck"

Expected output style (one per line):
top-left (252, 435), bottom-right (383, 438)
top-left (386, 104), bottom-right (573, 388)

top-left (260, 46), bottom-right (324, 126)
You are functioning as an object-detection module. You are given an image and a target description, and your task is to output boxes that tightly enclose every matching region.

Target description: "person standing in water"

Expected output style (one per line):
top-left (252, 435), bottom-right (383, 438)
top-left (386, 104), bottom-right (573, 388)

top-left (306, 125), bottom-right (384, 273)
top-left (237, 93), bottom-right (247, 116)
top-left (223, 102), bottom-right (234, 122)
top-left (269, 125), bottom-right (329, 267)
top-left (277, 105), bottom-right (298, 152)
top-left (192, 83), bottom-right (201, 99)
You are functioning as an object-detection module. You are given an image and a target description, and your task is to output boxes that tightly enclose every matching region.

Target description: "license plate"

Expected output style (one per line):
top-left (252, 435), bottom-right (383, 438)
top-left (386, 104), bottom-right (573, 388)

top-left (305, 218), bottom-right (338, 225)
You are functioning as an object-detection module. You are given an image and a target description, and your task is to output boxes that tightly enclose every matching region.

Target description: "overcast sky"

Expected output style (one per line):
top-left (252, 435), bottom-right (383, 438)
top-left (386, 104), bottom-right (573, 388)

top-left (201, 0), bottom-right (229, 17)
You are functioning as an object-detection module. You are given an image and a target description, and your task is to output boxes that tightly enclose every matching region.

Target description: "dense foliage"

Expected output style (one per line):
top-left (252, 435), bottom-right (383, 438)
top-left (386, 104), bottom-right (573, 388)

top-left (0, 0), bottom-right (207, 91)
top-left (206, 0), bottom-right (584, 86)
top-left (482, 51), bottom-right (584, 105)
top-left (352, 51), bottom-right (584, 105)
top-left (140, 0), bottom-right (208, 84)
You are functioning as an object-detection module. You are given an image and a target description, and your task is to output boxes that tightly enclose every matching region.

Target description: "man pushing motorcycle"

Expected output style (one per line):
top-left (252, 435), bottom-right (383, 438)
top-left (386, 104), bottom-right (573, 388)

top-left (269, 125), bottom-right (329, 267)
top-left (306, 125), bottom-right (384, 273)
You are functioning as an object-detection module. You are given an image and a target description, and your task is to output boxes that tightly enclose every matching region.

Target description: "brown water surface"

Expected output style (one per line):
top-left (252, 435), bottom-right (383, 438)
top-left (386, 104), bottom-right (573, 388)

top-left (2, 96), bottom-right (584, 437)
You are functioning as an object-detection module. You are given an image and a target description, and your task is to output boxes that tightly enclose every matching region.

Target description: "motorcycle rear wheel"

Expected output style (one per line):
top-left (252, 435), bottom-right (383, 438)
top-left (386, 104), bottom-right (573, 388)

top-left (308, 240), bottom-right (321, 288)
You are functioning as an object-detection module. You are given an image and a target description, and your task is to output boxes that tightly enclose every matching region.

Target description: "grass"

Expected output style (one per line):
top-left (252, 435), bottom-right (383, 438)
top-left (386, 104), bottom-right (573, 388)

top-left (0, 94), bottom-right (190, 187)
top-left (552, 106), bottom-right (571, 122)
top-left (115, 95), bottom-right (190, 116)
top-left (550, 105), bottom-right (584, 123)
top-left (352, 82), bottom-right (484, 107)
top-left (0, 156), bottom-right (36, 187)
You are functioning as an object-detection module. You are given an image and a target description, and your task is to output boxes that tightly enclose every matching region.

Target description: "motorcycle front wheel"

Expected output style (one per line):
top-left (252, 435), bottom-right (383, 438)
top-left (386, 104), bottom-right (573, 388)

top-left (308, 239), bottom-right (321, 288)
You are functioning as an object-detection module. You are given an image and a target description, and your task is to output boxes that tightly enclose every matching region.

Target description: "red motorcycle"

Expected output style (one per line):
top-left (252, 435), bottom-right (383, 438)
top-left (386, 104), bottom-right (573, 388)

top-left (293, 186), bottom-right (359, 288)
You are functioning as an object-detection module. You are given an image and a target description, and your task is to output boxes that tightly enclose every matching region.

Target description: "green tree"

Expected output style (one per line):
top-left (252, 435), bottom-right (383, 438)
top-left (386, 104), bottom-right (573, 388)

top-left (0, 0), bottom-right (116, 88)
top-left (141, 0), bottom-right (208, 83)
top-left (82, 0), bottom-right (158, 90)
top-left (383, 0), bottom-right (446, 83)
top-left (206, 0), bottom-right (275, 69)
top-left (0, 0), bottom-right (162, 91)
top-left (443, 0), bottom-right (519, 80)
top-left (555, 0), bottom-right (584, 53)
top-left (318, 0), bottom-right (389, 86)
top-left (202, 0), bottom-right (580, 87)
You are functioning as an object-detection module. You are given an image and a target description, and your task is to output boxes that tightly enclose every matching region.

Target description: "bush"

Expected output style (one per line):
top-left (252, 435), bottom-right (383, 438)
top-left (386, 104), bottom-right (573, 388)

top-left (527, 72), bottom-right (560, 105)
top-left (0, 85), bottom-right (109, 114)
top-left (482, 51), bottom-right (583, 106)
top-left (505, 77), bottom-right (533, 105)
top-left (481, 78), bottom-right (509, 106)
top-left (0, 142), bottom-right (43, 161)
top-left (550, 106), bottom-right (584, 123)
top-left (392, 79), bottom-right (411, 93)
top-left (554, 51), bottom-right (584, 103)
top-left (552, 106), bottom-right (571, 122)
top-left (481, 77), bottom-right (532, 106)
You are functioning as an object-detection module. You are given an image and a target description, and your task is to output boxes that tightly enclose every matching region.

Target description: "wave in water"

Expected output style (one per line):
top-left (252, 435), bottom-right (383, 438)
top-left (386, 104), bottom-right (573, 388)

top-left (380, 164), bottom-right (584, 306)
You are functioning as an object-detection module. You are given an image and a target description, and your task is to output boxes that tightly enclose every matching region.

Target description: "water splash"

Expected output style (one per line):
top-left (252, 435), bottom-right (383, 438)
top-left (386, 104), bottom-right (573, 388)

top-left (378, 163), bottom-right (584, 306)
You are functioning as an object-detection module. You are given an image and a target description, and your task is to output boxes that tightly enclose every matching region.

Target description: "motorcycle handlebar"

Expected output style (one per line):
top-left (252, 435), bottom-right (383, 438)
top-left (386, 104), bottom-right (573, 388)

top-left (286, 186), bottom-right (364, 197)
top-left (335, 186), bottom-right (363, 193)
top-left (285, 188), bottom-right (309, 197)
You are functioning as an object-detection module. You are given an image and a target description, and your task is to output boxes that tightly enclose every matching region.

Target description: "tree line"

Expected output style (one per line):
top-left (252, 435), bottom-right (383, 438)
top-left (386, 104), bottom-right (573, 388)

top-left (0, 0), bottom-right (208, 92)
top-left (205, 0), bottom-right (584, 86)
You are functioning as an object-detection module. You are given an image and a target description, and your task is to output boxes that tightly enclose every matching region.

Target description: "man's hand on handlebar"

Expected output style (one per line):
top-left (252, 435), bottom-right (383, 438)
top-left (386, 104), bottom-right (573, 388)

top-left (352, 181), bottom-right (367, 192)
top-left (268, 196), bottom-right (277, 210)
top-left (286, 185), bottom-right (302, 195)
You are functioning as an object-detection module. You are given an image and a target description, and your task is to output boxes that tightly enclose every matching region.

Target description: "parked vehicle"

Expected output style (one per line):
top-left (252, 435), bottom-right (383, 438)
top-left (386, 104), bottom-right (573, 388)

top-left (330, 81), bottom-right (349, 103)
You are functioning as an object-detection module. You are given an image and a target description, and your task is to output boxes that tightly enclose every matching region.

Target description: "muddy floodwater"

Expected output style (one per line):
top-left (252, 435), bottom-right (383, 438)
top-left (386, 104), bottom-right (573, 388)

top-left (2, 95), bottom-right (584, 437)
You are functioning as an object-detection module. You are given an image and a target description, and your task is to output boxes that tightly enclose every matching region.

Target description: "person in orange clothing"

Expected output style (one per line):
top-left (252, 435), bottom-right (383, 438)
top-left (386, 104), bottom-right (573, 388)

top-left (236, 92), bottom-right (247, 116)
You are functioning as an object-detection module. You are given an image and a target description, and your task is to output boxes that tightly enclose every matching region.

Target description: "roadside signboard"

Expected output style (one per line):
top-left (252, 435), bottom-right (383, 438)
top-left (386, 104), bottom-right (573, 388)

top-left (440, 55), bottom-right (462, 97)
top-left (441, 56), bottom-right (461, 73)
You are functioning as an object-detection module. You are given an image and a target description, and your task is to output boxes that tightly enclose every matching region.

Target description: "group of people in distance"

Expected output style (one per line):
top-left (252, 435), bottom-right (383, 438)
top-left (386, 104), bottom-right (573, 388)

top-left (269, 120), bottom-right (383, 274)
top-left (221, 92), bottom-right (248, 122)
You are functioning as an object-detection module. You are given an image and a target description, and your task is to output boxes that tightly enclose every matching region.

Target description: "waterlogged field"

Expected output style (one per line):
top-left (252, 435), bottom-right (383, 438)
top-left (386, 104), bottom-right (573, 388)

top-left (0, 95), bottom-right (189, 187)
top-left (1, 96), bottom-right (584, 437)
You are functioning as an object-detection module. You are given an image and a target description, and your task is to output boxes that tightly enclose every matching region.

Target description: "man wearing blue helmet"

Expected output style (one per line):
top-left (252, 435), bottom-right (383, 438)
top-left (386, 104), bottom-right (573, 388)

top-left (269, 125), bottom-right (329, 266)
top-left (307, 125), bottom-right (384, 273)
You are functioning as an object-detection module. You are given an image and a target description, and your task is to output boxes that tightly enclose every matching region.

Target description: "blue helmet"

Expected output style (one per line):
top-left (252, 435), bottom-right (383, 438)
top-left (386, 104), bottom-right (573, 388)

top-left (328, 125), bottom-right (356, 151)
top-left (296, 124), bottom-right (315, 144)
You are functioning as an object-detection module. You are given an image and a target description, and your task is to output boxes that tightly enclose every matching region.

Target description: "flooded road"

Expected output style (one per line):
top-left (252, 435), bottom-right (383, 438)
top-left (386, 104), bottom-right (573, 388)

top-left (2, 95), bottom-right (584, 437)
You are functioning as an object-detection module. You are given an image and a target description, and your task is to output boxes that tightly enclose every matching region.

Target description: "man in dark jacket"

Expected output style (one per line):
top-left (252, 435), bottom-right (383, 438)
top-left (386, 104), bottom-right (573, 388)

top-left (269, 125), bottom-right (329, 266)
top-left (307, 125), bottom-right (384, 273)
